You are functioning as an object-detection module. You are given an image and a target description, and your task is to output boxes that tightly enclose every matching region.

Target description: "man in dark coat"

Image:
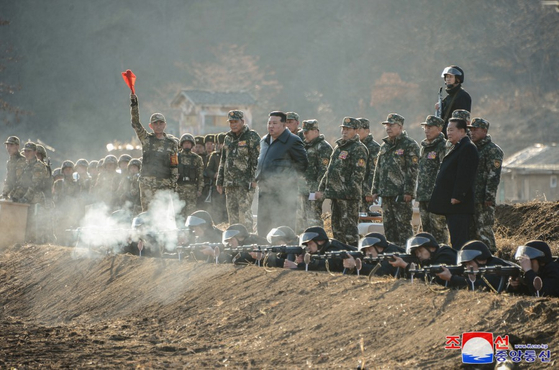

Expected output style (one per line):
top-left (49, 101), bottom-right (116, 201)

top-left (256, 111), bottom-right (308, 237)
top-left (428, 118), bottom-right (479, 250)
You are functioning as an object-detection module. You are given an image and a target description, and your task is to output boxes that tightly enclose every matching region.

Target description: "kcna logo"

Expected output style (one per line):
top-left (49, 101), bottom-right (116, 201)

top-left (445, 332), bottom-right (509, 364)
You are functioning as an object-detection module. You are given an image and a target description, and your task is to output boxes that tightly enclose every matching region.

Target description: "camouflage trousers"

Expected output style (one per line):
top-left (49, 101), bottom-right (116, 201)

top-left (381, 197), bottom-right (413, 247)
top-left (418, 201), bottom-right (449, 245)
top-left (297, 194), bottom-right (324, 233)
top-left (471, 203), bottom-right (497, 252)
top-left (139, 177), bottom-right (174, 212)
top-left (177, 184), bottom-right (199, 219)
top-left (331, 199), bottom-right (359, 247)
top-left (225, 186), bottom-right (254, 231)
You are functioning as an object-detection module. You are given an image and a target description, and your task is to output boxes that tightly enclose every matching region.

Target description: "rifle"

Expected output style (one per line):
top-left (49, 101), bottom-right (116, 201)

top-left (309, 250), bottom-right (364, 260)
top-left (436, 87), bottom-right (443, 118)
top-left (409, 264), bottom-right (466, 276)
top-left (176, 242), bottom-right (223, 261)
top-left (477, 264), bottom-right (523, 293)
top-left (362, 252), bottom-right (415, 264)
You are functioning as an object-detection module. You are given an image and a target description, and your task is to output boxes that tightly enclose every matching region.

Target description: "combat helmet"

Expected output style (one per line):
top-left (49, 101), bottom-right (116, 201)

top-left (267, 226), bottom-right (298, 245)
top-left (180, 133), bottom-right (196, 146)
top-left (457, 240), bottom-right (492, 265)
top-left (441, 65), bottom-right (465, 84)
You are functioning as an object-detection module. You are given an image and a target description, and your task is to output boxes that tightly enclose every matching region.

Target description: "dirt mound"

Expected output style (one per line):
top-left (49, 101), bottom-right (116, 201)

top-left (1, 244), bottom-right (558, 368)
top-left (495, 201), bottom-right (559, 260)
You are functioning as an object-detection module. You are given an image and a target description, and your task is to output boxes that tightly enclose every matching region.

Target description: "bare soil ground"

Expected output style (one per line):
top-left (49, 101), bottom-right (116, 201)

top-left (0, 202), bottom-right (558, 368)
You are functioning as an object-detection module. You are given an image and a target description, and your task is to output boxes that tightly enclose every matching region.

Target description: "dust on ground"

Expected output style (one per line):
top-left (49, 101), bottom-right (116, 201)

top-left (0, 201), bottom-right (558, 368)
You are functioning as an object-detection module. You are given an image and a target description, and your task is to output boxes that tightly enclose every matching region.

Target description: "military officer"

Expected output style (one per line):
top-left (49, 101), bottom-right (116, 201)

top-left (371, 113), bottom-right (420, 247)
top-left (129, 93), bottom-right (179, 211)
top-left (286, 111), bottom-right (305, 141)
top-left (316, 117), bottom-right (368, 246)
top-left (299, 119), bottom-right (332, 230)
top-left (2, 136), bottom-right (26, 200)
top-left (177, 134), bottom-right (204, 219)
top-left (468, 118), bottom-right (503, 251)
top-left (417, 115), bottom-right (449, 244)
top-left (217, 110), bottom-right (260, 231)
top-left (356, 117), bottom-right (381, 213)
top-left (205, 133), bottom-right (227, 224)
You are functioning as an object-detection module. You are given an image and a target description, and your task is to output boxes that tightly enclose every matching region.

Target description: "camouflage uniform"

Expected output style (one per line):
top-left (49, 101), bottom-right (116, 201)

top-left (205, 134), bottom-right (227, 224)
top-left (469, 118), bottom-right (503, 252)
top-left (357, 118), bottom-right (381, 212)
top-left (217, 111), bottom-right (260, 231)
top-left (3, 136), bottom-right (26, 199)
top-left (417, 116), bottom-right (449, 244)
top-left (130, 95), bottom-right (179, 211)
top-left (318, 118), bottom-right (368, 246)
top-left (117, 159), bottom-right (142, 216)
top-left (94, 156), bottom-right (121, 211)
top-left (298, 120), bottom-right (333, 230)
top-left (53, 170), bottom-right (80, 245)
top-left (177, 147), bottom-right (204, 219)
top-left (372, 114), bottom-right (420, 247)
top-left (12, 143), bottom-right (50, 243)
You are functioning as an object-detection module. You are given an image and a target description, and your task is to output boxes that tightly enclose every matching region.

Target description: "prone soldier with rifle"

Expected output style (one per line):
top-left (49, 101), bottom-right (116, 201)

top-left (219, 224), bottom-right (268, 264)
top-left (182, 210), bottom-right (224, 261)
top-left (283, 226), bottom-right (356, 272)
top-left (342, 232), bottom-right (408, 277)
top-left (390, 232), bottom-right (457, 285)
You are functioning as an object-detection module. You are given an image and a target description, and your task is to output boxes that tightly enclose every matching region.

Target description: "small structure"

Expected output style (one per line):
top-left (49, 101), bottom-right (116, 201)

top-left (170, 90), bottom-right (256, 135)
top-left (501, 143), bottom-right (559, 203)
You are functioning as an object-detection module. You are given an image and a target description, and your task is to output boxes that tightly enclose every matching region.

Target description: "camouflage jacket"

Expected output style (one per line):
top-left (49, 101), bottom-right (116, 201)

top-left (53, 176), bottom-right (80, 206)
top-left (474, 135), bottom-right (503, 204)
top-left (318, 135), bottom-right (368, 200)
top-left (2, 151), bottom-right (26, 198)
top-left (217, 125), bottom-right (260, 188)
top-left (416, 133), bottom-right (447, 201)
top-left (117, 173), bottom-right (141, 208)
top-left (361, 134), bottom-right (381, 197)
top-left (372, 131), bottom-right (420, 198)
top-left (177, 149), bottom-right (204, 193)
top-left (301, 135), bottom-right (333, 194)
top-left (12, 158), bottom-right (50, 204)
top-left (130, 103), bottom-right (179, 184)
top-left (204, 150), bottom-right (221, 186)
top-left (94, 171), bottom-right (121, 208)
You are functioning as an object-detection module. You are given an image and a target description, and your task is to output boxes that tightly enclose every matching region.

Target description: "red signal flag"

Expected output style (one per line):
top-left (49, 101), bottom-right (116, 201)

top-left (121, 69), bottom-right (136, 94)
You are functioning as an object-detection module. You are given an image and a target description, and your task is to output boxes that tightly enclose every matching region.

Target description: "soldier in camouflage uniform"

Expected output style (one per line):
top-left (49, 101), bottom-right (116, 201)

top-left (11, 142), bottom-right (50, 243)
top-left (117, 158), bottom-right (142, 216)
top-left (298, 119), bottom-right (332, 230)
top-left (356, 118), bottom-right (381, 213)
top-left (2, 136), bottom-right (26, 200)
top-left (177, 134), bottom-right (204, 220)
top-left (371, 113), bottom-right (420, 247)
top-left (286, 112), bottom-right (305, 141)
top-left (89, 160), bottom-right (99, 186)
top-left (317, 117), bottom-right (368, 246)
top-left (205, 133), bottom-right (227, 224)
top-left (53, 160), bottom-right (80, 245)
top-left (129, 94), bottom-right (179, 211)
top-left (94, 155), bottom-right (121, 211)
top-left (199, 134), bottom-right (215, 210)
top-left (35, 144), bottom-right (55, 243)
top-left (468, 118), bottom-right (503, 252)
top-left (217, 110), bottom-right (260, 231)
top-left (417, 115), bottom-right (449, 244)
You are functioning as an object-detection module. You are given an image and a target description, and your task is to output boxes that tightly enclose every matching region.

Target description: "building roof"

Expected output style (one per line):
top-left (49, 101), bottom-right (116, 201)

top-left (170, 90), bottom-right (256, 108)
top-left (503, 143), bottom-right (559, 173)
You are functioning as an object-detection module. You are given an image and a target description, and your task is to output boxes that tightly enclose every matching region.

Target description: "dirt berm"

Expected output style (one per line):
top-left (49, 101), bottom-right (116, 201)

top-left (0, 242), bottom-right (557, 369)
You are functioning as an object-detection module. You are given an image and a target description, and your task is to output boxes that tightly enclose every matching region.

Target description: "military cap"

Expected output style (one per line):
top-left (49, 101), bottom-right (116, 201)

top-left (204, 134), bottom-right (215, 144)
top-left (286, 112), bottom-right (300, 121)
top-left (4, 136), bottom-right (20, 145)
top-left (227, 110), bottom-right (244, 120)
top-left (104, 154), bottom-right (118, 164)
top-left (340, 117), bottom-right (360, 129)
top-left (23, 141), bottom-right (37, 151)
top-left (421, 115), bottom-right (444, 127)
top-left (149, 113), bottom-right (166, 124)
top-left (217, 133), bottom-right (226, 144)
top-left (302, 119), bottom-right (319, 131)
top-left (76, 159), bottom-right (89, 168)
top-left (450, 109), bottom-right (470, 123)
top-left (381, 113), bottom-right (405, 126)
top-left (468, 117), bottom-right (490, 130)
top-left (118, 154), bottom-right (132, 164)
top-left (62, 160), bottom-right (75, 169)
top-left (357, 118), bottom-right (370, 129)
top-left (195, 136), bottom-right (204, 145)
top-left (36, 144), bottom-right (47, 157)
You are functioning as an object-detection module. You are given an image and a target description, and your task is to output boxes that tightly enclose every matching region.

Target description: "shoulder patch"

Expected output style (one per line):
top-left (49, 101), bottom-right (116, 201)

top-left (322, 158), bottom-right (329, 166)
top-left (357, 158), bottom-right (366, 167)
top-left (412, 156), bottom-right (419, 164)
top-left (494, 160), bottom-right (501, 168)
